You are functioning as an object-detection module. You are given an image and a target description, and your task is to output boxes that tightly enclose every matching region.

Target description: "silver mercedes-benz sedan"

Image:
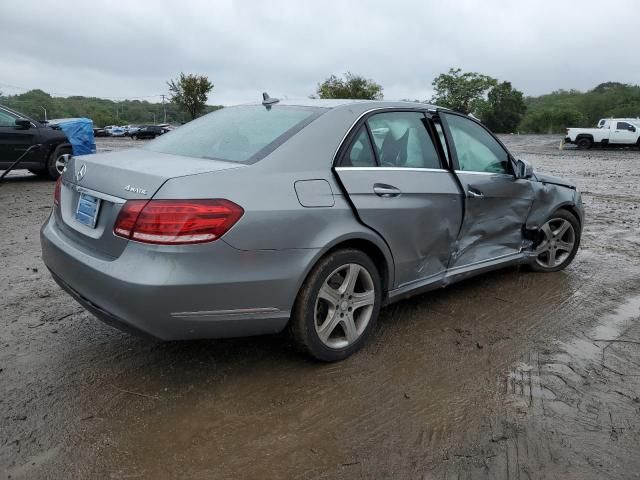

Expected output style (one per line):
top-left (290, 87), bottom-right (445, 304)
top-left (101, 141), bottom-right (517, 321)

top-left (41, 98), bottom-right (584, 361)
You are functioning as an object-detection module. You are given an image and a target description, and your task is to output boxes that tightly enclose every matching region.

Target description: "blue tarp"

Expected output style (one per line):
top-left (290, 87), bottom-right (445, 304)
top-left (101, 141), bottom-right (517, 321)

top-left (57, 118), bottom-right (96, 156)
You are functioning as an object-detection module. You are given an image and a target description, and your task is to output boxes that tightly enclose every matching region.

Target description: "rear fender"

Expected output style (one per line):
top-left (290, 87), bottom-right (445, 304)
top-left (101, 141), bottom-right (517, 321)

top-left (290, 230), bottom-right (396, 302)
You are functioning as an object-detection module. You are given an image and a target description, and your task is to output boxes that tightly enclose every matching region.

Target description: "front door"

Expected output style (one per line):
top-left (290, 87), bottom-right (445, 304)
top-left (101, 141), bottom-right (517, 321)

top-left (335, 111), bottom-right (463, 288)
top-left (440, 112), bottom-right (535, 269)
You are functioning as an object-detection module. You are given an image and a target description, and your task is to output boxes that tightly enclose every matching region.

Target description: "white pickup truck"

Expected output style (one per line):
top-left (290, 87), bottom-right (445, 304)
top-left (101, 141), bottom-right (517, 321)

top-left (563, 118), bottom-right (640, 149)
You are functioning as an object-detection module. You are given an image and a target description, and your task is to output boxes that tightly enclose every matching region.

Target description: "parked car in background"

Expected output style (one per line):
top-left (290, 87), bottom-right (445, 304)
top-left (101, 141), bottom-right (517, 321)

top-left (93, 127), bottom-right (107, 137)
top-left (131, 125), bottom-right (165, 139)
top-left (564, 118), bottom-right (640, 149)
top-left (123, 125), bottom-right (140, 136)
top-left (41, 99), bottom-right (584, 361)
top-left (111, 126), bottom-right (126, 137)
top-left (0, 104), bottom-right (72, 179)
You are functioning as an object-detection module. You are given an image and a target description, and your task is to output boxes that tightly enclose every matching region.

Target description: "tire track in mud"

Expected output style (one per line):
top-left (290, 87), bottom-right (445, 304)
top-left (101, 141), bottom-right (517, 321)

top-left (431, 293), bottom-right (640, 480)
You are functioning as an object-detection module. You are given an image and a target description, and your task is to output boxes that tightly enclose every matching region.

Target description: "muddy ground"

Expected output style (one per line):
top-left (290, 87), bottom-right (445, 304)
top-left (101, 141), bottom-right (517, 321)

top-left (1, 135), bottom-right (639, 479)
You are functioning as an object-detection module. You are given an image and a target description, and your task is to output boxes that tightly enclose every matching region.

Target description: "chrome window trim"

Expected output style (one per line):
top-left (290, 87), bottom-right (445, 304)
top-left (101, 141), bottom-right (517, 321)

top-left (454, 170), bottom-right (514, 178)
top-left (331, 106), bottom-right (431, 166)
top-left (335, 166), bottom-right (449, 173)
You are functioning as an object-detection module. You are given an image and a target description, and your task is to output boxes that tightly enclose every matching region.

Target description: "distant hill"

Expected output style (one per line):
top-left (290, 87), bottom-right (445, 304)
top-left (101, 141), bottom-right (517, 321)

top-left (519, 82), bottom-right (640, 133)
top-left (3, 82), bottom-right (640, 133)
top-left (0, 89), bottom-right (222, 127)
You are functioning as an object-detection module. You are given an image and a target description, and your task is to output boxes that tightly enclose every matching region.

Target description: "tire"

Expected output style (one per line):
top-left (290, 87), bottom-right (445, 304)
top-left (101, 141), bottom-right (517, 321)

top-left (576, 137), bottom-right (592, 150)
top-left (290, 248), bottom-right (382, 362)
top-left (46, 145), bottom-right (72, 180)
top-left (529, 209), bottom-right (581, 272)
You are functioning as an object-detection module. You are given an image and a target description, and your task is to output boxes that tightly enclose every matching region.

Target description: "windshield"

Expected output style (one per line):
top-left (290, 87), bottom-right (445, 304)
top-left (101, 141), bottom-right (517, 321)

top-left (144, 105), bottom-right (324, 163)
top-left (0, 106), bottom-right (39, 125)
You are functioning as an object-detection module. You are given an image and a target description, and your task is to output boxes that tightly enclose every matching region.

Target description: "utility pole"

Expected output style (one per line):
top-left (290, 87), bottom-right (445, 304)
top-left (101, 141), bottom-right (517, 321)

top-left (161, 94), bottom-right (167, 123)
top-left (40, 106), bottom-right (47, 122)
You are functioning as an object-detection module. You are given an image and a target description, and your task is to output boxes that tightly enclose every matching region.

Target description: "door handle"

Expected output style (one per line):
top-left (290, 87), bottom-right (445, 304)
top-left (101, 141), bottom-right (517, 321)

top-left (373, 183), bottom-right (401, 198)
top-left (467, 188), bottom-right (484, 199)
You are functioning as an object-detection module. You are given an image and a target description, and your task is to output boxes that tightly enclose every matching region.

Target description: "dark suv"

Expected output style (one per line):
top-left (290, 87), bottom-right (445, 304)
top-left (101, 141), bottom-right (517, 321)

top-left (132, 125), bottom-right (166, 140)
top-left (0, 105), bottom-right (72, 179)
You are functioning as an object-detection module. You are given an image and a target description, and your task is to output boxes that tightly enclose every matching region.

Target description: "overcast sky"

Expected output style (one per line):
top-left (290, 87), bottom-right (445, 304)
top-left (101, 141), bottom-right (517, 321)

top-left (1, 0), bottom-right (639, 105)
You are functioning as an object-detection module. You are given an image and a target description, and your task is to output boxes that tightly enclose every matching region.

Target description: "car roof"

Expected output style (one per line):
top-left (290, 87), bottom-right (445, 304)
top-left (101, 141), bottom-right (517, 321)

top-left (238, 98), bottom-right (440, 112)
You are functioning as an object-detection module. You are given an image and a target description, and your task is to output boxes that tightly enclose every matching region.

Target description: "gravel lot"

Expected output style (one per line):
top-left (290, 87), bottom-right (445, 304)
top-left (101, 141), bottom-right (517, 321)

top-left (1, 135), bottom-right (640, 479)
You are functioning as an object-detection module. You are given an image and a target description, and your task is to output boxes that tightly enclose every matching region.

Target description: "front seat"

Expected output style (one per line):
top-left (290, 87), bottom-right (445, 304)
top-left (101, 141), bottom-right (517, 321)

top-left (379, 129), bottom-right (409, 166)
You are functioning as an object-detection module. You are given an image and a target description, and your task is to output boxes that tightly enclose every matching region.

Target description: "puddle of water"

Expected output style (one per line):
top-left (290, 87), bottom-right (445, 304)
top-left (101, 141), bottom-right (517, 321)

top-left (590, 295), bottom-right (640, 340)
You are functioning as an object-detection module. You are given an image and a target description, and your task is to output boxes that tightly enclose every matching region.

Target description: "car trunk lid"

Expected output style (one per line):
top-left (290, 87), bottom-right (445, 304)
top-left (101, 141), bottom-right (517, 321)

top-left (55, 149), bottom-right (245, 258)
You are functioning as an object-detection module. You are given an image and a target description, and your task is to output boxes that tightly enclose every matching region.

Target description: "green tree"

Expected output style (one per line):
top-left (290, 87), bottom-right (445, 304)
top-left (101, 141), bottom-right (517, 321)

top-left (481, 81), bottom-right (527, 133)
top-left (316, 72), bottom-right (383, 100)
top-left (519, 107), bottom-right (584, 134)
top-left (517, 82), bottom-right (640, 132)
top-left (167, 73), bottom-right (214, 120)
top-left (430, 68), bottom-right (497, 114)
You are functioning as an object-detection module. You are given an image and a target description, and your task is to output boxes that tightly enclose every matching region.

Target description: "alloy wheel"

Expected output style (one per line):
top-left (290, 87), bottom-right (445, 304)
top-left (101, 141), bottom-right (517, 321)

top-left (54, 154), bottom-right (67, 175)
top-left (535, 218), bottom-right (576, 268)
top-left (314, 263), bottom-right (376, 349)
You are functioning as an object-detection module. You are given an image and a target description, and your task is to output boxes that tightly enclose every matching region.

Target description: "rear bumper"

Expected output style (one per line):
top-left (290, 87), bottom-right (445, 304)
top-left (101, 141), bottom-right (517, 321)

top-left (41, 214), bottom-right (319, 340)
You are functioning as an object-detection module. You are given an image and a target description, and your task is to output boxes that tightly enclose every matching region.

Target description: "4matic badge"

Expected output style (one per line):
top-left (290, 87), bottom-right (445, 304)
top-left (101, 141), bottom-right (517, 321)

top-left (124, 185), bottom-right (148, 195)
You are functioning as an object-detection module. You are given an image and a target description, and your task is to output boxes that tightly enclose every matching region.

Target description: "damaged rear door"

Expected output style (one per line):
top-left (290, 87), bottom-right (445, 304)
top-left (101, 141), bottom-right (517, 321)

top-left (439, 112), bottom-right (535, 269)
top-left (334, 110), bottom-right (463, 288)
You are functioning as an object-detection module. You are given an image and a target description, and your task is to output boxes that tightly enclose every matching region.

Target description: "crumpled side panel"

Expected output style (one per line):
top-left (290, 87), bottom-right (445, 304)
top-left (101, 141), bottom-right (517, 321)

top-left (525, 182), bottom-right (579, 230)
top-left (450, 174), bottom-right (535, 269)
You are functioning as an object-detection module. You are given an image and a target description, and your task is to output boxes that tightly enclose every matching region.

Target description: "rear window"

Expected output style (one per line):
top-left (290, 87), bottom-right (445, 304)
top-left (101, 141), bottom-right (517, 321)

top-left (144, 105), bottom-right (323, 163)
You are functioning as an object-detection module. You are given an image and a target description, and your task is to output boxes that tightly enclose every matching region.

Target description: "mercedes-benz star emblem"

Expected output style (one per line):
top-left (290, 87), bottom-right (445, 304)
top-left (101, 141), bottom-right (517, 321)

top-left (76, 163), bottom-right (87, 182)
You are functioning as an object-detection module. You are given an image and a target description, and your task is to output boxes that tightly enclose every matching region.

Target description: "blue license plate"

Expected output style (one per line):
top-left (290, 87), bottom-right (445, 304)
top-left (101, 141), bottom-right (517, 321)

top-left (75, 193), bottom-right (101, 228)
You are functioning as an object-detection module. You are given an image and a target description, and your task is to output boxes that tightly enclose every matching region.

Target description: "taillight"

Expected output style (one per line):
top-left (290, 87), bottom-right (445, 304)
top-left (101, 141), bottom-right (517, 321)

top-left (114, 199), bottom-right (244, 245)
top-left (113, 200), bottom-right (148, 238)
top-left (53, 177), bottom-right (62, 207)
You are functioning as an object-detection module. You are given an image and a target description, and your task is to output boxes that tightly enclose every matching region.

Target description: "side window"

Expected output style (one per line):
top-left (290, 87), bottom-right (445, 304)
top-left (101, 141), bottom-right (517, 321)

top-left (0, 110), bottom-right (16, 127)
top-left (617, 122), bottom-right (632, 130)
top-left (366, 112), bottom-right (441, 169)
top-left (444, 114), bottom-right (510, 174)
top-left (344, 126), bottom-right (376, 167)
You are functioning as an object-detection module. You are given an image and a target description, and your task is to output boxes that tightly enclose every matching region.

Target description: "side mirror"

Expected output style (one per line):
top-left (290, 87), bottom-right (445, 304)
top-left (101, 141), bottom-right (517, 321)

top-left (630, 126), bottom-right (636, 132)
top-left (15, 118), bottom-right (31, 129)
top-left (515, 158), bottom-right (533, 179)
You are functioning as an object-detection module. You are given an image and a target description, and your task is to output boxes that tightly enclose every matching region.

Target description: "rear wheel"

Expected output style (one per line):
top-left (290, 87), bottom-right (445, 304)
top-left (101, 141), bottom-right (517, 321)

top-left (530, 209), bottom-right (581, 272)
top-left (290, 249), bottom-right (381, 362)
top-left (46, 145), bottom-right (72, 180)
top-left (576, 137), bottom-right (592, 150)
